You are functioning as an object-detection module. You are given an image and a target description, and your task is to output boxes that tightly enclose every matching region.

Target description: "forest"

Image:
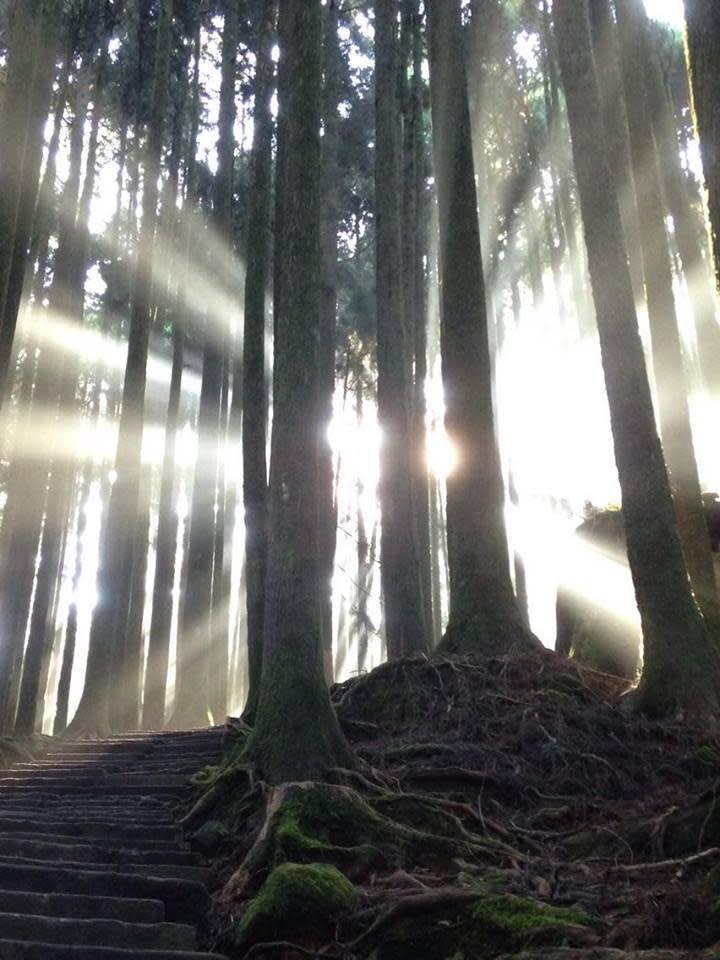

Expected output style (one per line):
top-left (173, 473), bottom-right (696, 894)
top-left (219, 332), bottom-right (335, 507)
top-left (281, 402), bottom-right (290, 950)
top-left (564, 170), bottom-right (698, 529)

top-left (0, 0), bottom-right (720, 957)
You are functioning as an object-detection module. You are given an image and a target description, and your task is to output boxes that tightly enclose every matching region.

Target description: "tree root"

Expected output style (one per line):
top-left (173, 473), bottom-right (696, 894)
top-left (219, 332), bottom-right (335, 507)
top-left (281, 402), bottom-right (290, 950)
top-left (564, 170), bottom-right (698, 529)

top-left (346, 887), bottom-right (484, 950)
top-left (243, 941), bottom-right (347, 959)
top-left (179, 764), bottom-right (253, 829)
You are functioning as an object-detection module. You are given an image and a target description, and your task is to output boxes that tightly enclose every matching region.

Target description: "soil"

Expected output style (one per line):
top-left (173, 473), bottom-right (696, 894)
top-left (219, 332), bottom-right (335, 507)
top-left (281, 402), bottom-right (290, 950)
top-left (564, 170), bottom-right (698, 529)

top-left (187, 650), bottom-right (720, 959)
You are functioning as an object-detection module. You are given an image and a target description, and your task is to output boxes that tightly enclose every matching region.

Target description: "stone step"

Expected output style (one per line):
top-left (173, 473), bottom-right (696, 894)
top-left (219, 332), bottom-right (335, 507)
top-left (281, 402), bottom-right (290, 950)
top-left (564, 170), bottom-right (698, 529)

top-left (0, 891), bottom-right (164, 923)
top-left (48, 738), bottom-right (222, 754)
top-left (0, 837), bottom-right (198, 866)
top-left (0, 794), bottom-right (171, 805)
top-left (0, 728), bottom-right (224, 957)
top-left (10, 763), bottom-right (206, 776)
top-left (0, 818), bottom-right (179, 844)
top-left (0, 913), bottom-right (196, 951)
top-left (0, 856), bottom-right (208, 884)
top-left (0, 941), bottom-right (227, 959)
top-left (0, 863), bottom-right (209, 923)
top-left (0, 774), bottom-right (190, 788)
top-left (29, 750), bottom-right (223, 769)
top-left (0, 831), bottom-right (183, 852)
top-left (0, 785), bottom-right (186, 799)
top-left (0, 809), bottom-right (174, 825)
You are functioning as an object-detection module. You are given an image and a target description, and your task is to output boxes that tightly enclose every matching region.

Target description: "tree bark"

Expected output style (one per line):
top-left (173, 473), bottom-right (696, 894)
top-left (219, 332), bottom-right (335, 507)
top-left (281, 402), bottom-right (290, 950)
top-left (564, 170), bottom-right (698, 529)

top-left (0, 0), bottom-right (57, 405)
top-left (426, 0), bottom-right (538, 656)
top-left (402, 0), bottom-right (435, 648)
top-left (208, 0), bottom-right (239, 726)
top-left (375, 0), bottom-right (428, 659)
top-left (246, 0), bottom-right (353, 783)
top-left (318, 0), bottom-right (341, 681)
top-left (240, 0), bottom-right (276, 721)
top-left (586, 0), bottom-right (644, 311)
top-left (683, 0), bottom-right (720, 290)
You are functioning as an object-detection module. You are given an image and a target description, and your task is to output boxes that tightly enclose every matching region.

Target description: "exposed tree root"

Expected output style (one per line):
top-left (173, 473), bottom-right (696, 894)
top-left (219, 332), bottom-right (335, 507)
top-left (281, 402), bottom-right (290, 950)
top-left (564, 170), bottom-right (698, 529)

top-left (200, 652), bottom-right (720, 958)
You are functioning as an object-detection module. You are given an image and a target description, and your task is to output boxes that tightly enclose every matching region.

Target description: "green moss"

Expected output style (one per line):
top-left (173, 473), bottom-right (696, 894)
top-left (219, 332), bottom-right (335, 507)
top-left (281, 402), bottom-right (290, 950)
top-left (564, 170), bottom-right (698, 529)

top-left (237, 862), bottom-right (356, 943)
top-left (360, 893), bottom-right (595, 960)
top-left (270, 786), bottom-right (390, 874)
top-left (466, 894), bottom-right (594, 943)
top-left (267, 783), bottom-right (474, 880)
top-left (190, 764), bottom-right (220, 788)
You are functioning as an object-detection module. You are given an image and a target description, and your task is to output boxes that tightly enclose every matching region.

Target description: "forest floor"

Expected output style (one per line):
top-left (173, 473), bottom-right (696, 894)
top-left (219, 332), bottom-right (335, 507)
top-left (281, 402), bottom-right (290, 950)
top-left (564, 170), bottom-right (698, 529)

top-left (190, 650), bottom-right (720, 960)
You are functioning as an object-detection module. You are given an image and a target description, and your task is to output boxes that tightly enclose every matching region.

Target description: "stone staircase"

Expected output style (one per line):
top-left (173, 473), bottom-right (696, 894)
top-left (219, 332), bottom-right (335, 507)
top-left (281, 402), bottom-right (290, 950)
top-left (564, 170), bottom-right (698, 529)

top-left (0, 728), bottom-right (229, 958)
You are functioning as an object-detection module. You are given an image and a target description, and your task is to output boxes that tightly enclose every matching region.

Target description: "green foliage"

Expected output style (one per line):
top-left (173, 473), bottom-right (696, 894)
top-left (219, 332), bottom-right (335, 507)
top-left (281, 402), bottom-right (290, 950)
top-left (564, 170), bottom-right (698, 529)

top-left (236, 862), bottom-right (356, 944)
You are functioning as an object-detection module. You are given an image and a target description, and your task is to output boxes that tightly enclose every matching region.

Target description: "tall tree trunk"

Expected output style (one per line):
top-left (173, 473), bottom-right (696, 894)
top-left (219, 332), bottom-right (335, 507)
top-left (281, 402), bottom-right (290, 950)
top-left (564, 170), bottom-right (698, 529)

top-left (683, 0), bottom-right (720, 290)
top-left (53, 454), bottom-right (93, 735)
top-left (0, 1), bottom-right (57, 404)
top-left (143, 321), bottom-right (183, 729)
top-left (643, 26), bottom-right (720, 394)
top-left (0, 47), bottom-right (93, 733)
top-left (375, 0), bottom-right (428, 659)
top-left (240, 0), bottom-right (276, 721)
top-left (68, 0), bottom-right (173, 735)
top-left (15, 38), bottom-right (107, 738)
top-left (614, 0), bottom-right (718, 620)
top-left (174, 0), bottom-right (239, 727)
top-left (208, 0), bottom-right (239, 725)
top-left (29, 51), bottom-right (72, 302)
top-left (118, 465), bottom-right (152, 731)
top-left (426, 0), bottom-right (538, 656)
top-left (403, 0), bottom-right (435, 648)
top-left (174, 324), bottom-right (223, 729)
top-left (587, 0), bottom-right (645, 311)
top-left (318, 0), bottom-right (341, 681)
top-left (143, 13), bottom-right (199, 730)
top-left (246, 0), bottom-right (353, 784)
top-left (554, 0), bottom-right (720, 720)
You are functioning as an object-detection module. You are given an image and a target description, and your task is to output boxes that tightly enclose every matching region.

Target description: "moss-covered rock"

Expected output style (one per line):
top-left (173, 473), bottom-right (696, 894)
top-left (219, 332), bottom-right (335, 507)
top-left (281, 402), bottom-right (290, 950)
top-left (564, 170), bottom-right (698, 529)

top-left (236, 862), bottom-right (356, 945)
top-left (465, 894), bottom-right (595, 944)
top-left (363, 894), bottom-right (597, 960)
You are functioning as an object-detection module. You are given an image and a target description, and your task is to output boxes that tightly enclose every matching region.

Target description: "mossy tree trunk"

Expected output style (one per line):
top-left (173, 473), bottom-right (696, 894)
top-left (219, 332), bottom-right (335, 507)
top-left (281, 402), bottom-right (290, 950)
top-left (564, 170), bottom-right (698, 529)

top-left (246, 0), bottom-right (353, 784)
top-left (240, 0), bottom-right (276, 722)
top-left (68, 0), bottom-right (173, 735)
top-left (375, 0), bottom-right (428, 659)
top-left (683, 0), bottom-right (720, 291)
top-left (554, 0), bottom-right (720, 720)
top-left (426, 0), bottom-right (538, 657)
